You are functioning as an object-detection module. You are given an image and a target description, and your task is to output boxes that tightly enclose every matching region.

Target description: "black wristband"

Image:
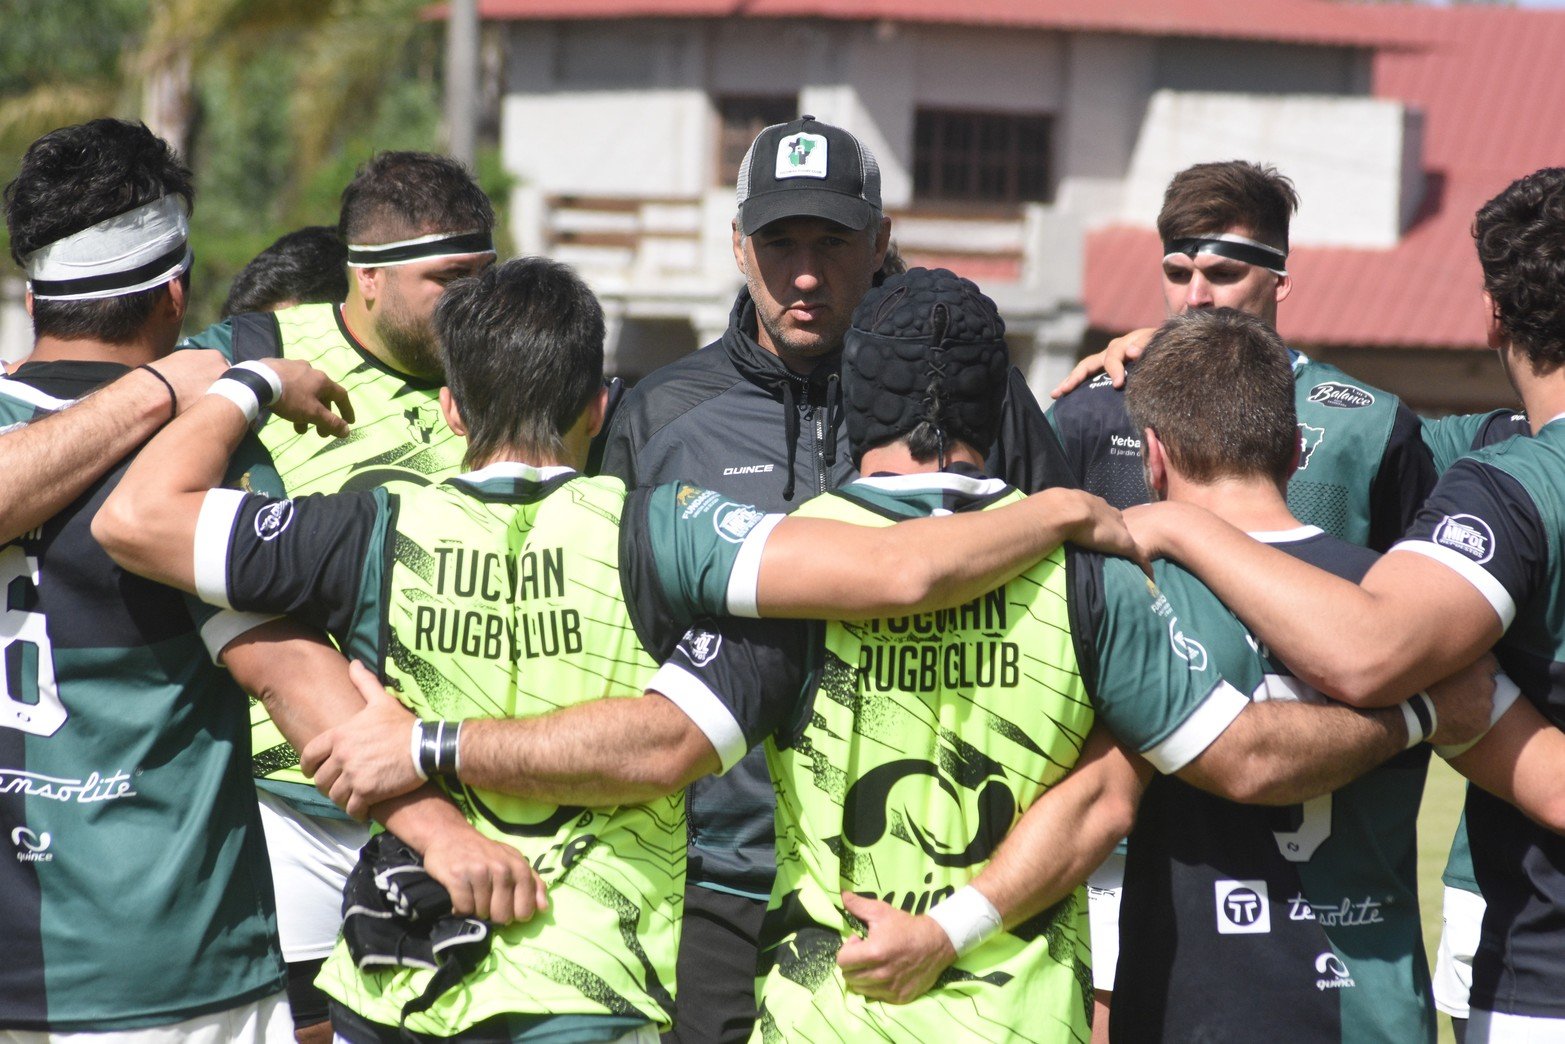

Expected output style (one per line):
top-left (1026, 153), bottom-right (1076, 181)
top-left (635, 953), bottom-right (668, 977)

top-left (417, 720), bottom-right (463, 782)
top-left (138, 364), bottom-right (178, 422)
top-left (221, 365), bottom-right (280, 410)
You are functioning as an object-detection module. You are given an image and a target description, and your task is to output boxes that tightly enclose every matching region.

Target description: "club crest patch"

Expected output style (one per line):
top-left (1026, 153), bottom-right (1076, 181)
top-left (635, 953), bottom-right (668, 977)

top-left (776, 133), bottom-right (829, 180)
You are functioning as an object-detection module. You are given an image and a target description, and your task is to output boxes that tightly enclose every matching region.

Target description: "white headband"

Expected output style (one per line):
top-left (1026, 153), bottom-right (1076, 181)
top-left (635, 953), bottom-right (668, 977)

top-left (24, 195), bottom-right (193, 301)
top-left (345, 230), bottom-right (495, 269)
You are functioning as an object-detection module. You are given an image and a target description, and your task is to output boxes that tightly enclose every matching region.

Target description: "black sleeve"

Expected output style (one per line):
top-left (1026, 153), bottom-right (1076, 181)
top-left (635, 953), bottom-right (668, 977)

top-left (1063, 545), bottom-right (1105, 702)
top-left (1367, 402), bottom-right (1439, 552)
top-left (619, 486), bottom-right (683, 659)
top-left (584, 377), bottom-right (627, 478)
top-left (227, 310), bottom-right (284, 364)
top-left (987, 366), bottom-right (1079, 493)
top-left (663, 616), bottom-right (817, 751)
top-left (225, 490), bottom-right (387, 644)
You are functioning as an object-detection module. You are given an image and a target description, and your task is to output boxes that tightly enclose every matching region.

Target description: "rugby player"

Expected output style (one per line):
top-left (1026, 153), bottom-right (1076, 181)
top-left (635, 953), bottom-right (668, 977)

top-left (1120, 167), bottom-right (1565, 1044)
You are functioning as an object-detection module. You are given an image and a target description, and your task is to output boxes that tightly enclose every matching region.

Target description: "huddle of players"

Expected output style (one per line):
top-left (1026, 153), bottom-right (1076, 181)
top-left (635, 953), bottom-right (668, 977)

top-left (0, 110), bottom-right (1558, 1044)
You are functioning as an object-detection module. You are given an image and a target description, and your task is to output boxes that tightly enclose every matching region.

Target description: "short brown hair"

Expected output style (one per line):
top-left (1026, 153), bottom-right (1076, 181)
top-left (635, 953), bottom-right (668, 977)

top-left (1126, 308), bottom-right (1297, 485)
top-left (1156, 161), bottom-right (1299, 254)
top-left (1473, 167), bottom-right (1565, 371)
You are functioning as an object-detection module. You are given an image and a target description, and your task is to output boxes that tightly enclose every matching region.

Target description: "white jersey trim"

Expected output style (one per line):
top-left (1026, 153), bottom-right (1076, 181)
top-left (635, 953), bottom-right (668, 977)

top-left (725, 512), bottom-right (785, 618)
top-left (1248, 525), bottom-right (1324, 544)
top-left (459, 461), bottom-right (577, 483)
top-left (0, 377), bottom-right (75, 412)
top-left (200, 609), bottom-right (284, 664)
top-left (852, 472), bottom-right (1009, 498)
top-left (648, 662), bottom-right (748, 773)
top-left (1143, 679), bottom-right (1249, 774)
top-left (194, 488), bottom-right (246, 609)
top-left (1389, 541), bottom-right (1515, 629)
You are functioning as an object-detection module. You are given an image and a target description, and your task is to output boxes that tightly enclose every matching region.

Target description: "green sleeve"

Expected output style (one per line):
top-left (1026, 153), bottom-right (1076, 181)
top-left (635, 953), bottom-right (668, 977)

top-left (177, 316), bottom-right (237, 362)
top-left (632, 482), bottom-right (774, 623)
top-left (1420, 412), bottom-right (1489, 475)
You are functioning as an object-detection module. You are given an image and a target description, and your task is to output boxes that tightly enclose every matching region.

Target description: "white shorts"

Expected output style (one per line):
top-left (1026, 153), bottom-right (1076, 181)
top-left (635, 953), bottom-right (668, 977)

top-left (1434, 884), bottom-right (1487, 1019)
top-left (1469, 1009), bottom-right (1565, 1043)
top-left (257, 787), bottom-right (371, 962)
top-left (0, 992), bottom-right (290, 1044)
top-left (1086, 850), bottom-right (1126, 993)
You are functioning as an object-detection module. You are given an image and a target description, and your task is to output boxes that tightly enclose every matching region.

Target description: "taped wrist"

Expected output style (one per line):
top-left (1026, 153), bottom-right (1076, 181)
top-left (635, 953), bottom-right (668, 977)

top-left (413, 719), bottom-right (464, 783)
top-left (927, 884), bottom-right (1003, 958)
top-left (1398, 691), bottom-right (1438, 750)
top-left (207, 361), bottom-right (282, 427)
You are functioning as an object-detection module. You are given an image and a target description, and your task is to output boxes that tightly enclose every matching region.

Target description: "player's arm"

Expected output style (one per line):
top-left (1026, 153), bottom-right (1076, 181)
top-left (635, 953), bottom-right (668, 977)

top-left (306, 616), bottom-right (805, 820)
top-left (1125, 495), bottom-right (1505, 706)
top-left (1048, 327), bottom-right (1155, 398)
top-left (0, 350), bottom-right (242, 542)
top-left (92, 357), bottom-right (352, 590)
top-left (1449, 693), bottom-right (1565, 835)
top-left (839, 723), bottom-right (1145, 1003)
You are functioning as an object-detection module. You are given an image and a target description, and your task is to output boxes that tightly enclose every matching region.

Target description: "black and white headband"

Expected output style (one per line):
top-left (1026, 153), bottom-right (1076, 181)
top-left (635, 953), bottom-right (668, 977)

top-left (1162, 232), bottom-right (1288, 277)
top-left (25, 195), bottom-right (193, 301)
top-left (345, 230), bottom-right (494, 269)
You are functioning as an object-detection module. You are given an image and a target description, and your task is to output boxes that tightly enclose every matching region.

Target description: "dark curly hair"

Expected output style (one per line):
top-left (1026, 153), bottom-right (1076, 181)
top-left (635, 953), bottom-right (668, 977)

top-left (338, 151), bottom-right (494, 245)
top-left (222, 226), bottom-right (347, 317)
top-left (4, 119), bottom-right (193, 343)
top-left (1473, 168), bottom-right (1565, 371)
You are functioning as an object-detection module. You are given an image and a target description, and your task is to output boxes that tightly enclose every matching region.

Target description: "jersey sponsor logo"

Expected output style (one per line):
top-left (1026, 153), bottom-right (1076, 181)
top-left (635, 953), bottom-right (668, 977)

top-left (1314, 952), bottom-right (1356, 991)
top-left (1296, 423), bottom-right (1324, 470)
top-left (842, 758), bottom-right (1016, 871)
top-left (1434, 514), bottom-right (1495, 564)
top-left (722, 464), bottom-right (776, 476)
top-left (678, 487), bottom-right (723, 520)
top-left (1215, 879), bottom-right (1271, 934)
top-left (1307, 382), bottom-right (1375, 409)
top-left (254, 499), bottom-right (295, 541)
top-left (680, 626), bottom-right (722, 667)
top-left (404, 402), bottom-right (443, 444)
top-left (1287, 893), bottom-right (1386, 928)
top-left (714, 502), bottom-right (766, 543)
top-left (1108, 433), bottom-right (1142, 458)
top-left (776, 132), bottom-right (829, 180)
top-left (1168, 617), bottom-right (1208, 672)
top-left (10, 826), bottom-right (52, 863)
top-left (1088, 373), bottom-right (1115, 390)
top-left (0, 768), bottom-right (136, 805)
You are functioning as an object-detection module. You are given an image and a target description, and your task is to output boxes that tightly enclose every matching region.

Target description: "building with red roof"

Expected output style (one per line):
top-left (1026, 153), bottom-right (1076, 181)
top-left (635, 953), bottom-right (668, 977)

top-left (476, 0), bottom-right (1563, 410)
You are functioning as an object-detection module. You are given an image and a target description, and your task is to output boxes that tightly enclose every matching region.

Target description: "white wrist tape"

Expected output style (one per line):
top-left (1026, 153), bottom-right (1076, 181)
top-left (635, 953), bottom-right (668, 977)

top-left (1398, 691), bottom-right (1438, 750)
top-left (927, 884), bottom-right (1003, 958)
top-left (207, 361), bottom-right (283, 427)
top-left (1435, 670), bottom-right (1522, 760)
top-left (409, 720), bottom-right (430, 782)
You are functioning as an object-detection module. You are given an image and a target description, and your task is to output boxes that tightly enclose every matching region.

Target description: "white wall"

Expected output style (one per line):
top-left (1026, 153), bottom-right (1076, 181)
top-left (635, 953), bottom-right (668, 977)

top-left (1122, 91), bottom-right (1421, 248)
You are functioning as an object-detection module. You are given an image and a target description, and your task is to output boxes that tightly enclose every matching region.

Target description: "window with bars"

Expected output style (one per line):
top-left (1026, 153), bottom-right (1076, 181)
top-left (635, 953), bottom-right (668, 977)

top-left (913, 109), bottom-right (1054, 205)
top-left (713, 95), bottom-right (798, 185)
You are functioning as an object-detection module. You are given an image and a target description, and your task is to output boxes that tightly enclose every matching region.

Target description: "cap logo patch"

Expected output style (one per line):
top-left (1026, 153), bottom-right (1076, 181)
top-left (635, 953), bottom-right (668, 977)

top-left (776, 133), bottom-right (829, 180)
top-left (1434, 514), bottom-right (1495, 564)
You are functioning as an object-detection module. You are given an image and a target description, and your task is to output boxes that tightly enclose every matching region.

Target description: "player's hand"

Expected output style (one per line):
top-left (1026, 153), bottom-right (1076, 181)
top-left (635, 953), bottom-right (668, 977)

top-left (1042, 488), bottom-right (1149, 575)
top-left (259, 357), bottom-right (354, 438)
top-left (1121, 501), bottom-right (1195, 563)
top-left (837, 891), bottom-right (956, 1004)
top-left (1049, 327), bottom-right (1155, 398)
top-left (303, 660), bottom-right (423, 820)
top-left (419, 820), bottom-right (548, 924)
top-left (1426, 653), bottom-right (1498, 748)
top-left (149, 348), bottom-right (228, 414)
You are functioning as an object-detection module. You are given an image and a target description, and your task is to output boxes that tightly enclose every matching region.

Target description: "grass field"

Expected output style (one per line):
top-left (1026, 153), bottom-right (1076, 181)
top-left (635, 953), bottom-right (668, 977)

top-left (1418, 756), bottom-right (1468, 1044)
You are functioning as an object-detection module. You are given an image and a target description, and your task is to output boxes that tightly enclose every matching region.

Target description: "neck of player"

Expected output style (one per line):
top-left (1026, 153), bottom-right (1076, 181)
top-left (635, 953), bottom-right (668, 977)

top-left (858, 440), bottom-right (986, 477)
top-left (1161, 471), bottom-right (1300, 533)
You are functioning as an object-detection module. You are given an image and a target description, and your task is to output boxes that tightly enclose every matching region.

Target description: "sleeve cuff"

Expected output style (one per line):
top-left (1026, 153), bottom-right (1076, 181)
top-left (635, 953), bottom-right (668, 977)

top-left (1142, 680), bottom-right (1250, 774)
top-left (648, 662), bottom-right (750, 773)
top-left (724, 513), bottom-right (786, 618)
top-left (1389, 541), bottom-right (1516, 629)
top-left (194, 488), bottom-right (246, 609)
top-left (200, 609), bottom-right (285, 664)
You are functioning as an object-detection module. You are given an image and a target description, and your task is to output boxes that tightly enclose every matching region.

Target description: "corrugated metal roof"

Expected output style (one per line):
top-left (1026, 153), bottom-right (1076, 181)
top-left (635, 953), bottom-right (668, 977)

top-left (471, 0), bottom-right (1402, 48)
top-left (1088, 7), bottom-right (1565, 349)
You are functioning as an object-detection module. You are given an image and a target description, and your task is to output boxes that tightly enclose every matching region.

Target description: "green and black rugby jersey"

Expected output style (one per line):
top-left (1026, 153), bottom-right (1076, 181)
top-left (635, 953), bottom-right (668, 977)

top-left (1098, 529), bottom-right (1434, 1044)
top-left (1047, 353), bottom-right (1436, 552)
top-left (182, 303), bottom-right (465, 804)
top-left (632, 469), bottom-right (1251, 1042)
top-left (0, 364), bottom-right (282, 1031)
top-left (1396, 419), bottom-right (1565, 1019)
top-left (190, 462), bottom-right (807, 1037)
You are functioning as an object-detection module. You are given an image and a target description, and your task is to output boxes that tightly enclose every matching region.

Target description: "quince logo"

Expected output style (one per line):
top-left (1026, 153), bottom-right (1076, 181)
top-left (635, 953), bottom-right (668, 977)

top-left (842, 759), bottom-right (1014, 868)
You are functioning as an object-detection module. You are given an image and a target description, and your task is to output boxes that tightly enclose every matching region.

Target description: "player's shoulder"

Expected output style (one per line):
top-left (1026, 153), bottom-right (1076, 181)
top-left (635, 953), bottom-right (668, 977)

top-left (1049, 371), bottom-right (1130, 425)
top-left (1293, 357), bottom-right (1403, 411)
top-left (619, 342), bottom-right (742, 419)
top-left (0, 374), bottom-right (72, 425)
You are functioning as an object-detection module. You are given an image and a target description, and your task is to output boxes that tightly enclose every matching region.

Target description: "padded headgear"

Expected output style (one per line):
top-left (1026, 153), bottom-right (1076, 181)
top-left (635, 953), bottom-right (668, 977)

top-left (843, 267), bottom-right (1008, 465)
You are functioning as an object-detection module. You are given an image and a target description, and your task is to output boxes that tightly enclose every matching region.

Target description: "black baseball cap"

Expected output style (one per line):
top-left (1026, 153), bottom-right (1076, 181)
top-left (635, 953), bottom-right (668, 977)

top-left (735, 115), bottom-right (882, 236)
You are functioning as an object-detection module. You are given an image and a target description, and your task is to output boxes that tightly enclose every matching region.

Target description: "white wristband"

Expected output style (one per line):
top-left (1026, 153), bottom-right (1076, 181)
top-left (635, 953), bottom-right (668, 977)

top-left (1436, 670), bottom-right (1522, 760)
top-left (926, 884), bottom-right (1003, 958)
top-left (1398, 691), bottom-right (1437, 750)
top-left (409, 720), bottom-right (429, 782)
top-left (206, 361), bottom-right (283, 428)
